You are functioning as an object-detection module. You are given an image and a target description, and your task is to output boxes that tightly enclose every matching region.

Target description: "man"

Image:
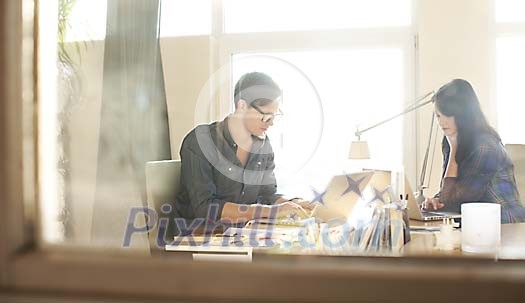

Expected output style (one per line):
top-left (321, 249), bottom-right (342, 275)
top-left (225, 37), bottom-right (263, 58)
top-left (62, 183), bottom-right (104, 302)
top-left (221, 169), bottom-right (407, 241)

top-left (174, 72), bottom-right (313, 231)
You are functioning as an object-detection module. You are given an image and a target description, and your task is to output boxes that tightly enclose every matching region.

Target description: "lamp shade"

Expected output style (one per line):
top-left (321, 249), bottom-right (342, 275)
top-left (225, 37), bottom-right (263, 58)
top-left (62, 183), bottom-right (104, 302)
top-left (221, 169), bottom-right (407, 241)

top-left (348, 140), bottom-right (370, 159)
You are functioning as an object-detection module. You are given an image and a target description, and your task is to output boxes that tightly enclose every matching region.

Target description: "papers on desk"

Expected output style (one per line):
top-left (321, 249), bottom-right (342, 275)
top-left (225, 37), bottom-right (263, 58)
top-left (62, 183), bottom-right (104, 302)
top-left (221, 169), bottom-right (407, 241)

top-left (165, 236), bottom-right (255, 262)
top-left (245, 217), bottom-right (314, 227)
top-left (165, 217), bottom-right (316, 256)
top-left (165, 209), bottom-right (410, 257)
top-left (224, 217), bottom-right (318, 248)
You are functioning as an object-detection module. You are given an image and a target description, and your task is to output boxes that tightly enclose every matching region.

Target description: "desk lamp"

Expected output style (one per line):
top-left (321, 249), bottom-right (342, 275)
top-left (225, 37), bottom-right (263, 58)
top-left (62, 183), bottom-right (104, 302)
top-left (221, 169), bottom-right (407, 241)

top-left (348, 91), bottom-right (436, 204)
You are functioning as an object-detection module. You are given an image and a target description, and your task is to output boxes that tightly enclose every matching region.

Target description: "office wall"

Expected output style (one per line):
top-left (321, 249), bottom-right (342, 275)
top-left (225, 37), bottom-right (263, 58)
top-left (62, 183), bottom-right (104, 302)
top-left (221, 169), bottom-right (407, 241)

top-left (159, 36), bottom-right (216, 158)
top-left (417, 0), bottom-right (493, 195)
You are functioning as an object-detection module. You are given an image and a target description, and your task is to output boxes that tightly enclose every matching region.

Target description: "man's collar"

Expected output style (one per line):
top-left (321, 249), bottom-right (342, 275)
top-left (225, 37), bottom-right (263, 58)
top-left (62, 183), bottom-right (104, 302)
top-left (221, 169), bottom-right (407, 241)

top-left (221, 116), bottom-right (237, 148)
top-left (221, 116), bottom-right (266, 149)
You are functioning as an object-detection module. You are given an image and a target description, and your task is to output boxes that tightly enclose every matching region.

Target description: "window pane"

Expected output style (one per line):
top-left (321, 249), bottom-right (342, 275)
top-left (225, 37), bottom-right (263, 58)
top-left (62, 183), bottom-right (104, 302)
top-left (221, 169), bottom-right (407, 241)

top-left (232, 50), bottom-right (405, 198)
top-left (43, 0), bottom-right (169, 247)
top-left (224, 0), bottom-right (411, 33)
top-left (160, 0), bottom-right (211, 37)
top-left (63, 0), bottom-right (107, 42)
top-left (496, 36), bottom-right (525, 144)
top-left (495, 0), bottom-right (525, 23)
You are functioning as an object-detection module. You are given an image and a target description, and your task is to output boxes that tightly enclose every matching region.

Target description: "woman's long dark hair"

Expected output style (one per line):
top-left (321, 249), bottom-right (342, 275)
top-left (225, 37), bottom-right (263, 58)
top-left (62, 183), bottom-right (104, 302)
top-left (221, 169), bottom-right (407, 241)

top-left (434, 79), bottom-right (501, 164)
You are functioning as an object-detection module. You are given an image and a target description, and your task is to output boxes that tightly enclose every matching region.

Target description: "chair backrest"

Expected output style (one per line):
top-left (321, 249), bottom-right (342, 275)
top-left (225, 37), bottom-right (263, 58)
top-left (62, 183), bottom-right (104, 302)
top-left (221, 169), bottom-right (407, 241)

top-left (506, 144), bottom-right (525, 197)
top-left (145, 159), bottom-right (181, 253)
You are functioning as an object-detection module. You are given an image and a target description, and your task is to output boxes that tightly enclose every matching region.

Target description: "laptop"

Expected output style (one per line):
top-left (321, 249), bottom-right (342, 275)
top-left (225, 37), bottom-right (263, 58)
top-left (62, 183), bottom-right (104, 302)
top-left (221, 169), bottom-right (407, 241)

top-left (310, 171), bottom-right (375, 222)
top-left (245, 171), bottom-right (375, 228)
top-left (404, 180), bottom-right (461, 221)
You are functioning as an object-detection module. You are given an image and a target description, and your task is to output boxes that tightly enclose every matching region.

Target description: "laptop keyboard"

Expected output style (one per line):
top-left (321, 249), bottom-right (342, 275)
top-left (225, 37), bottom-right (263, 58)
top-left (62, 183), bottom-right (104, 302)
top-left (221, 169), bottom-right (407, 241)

top-left (421, 211), bottom-right (446, 217)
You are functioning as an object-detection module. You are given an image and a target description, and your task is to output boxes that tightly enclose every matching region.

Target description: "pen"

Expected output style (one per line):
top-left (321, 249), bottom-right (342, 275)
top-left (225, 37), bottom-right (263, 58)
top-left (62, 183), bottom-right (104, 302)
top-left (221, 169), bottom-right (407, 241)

top-left (216, 233), bottom-right (239, 237)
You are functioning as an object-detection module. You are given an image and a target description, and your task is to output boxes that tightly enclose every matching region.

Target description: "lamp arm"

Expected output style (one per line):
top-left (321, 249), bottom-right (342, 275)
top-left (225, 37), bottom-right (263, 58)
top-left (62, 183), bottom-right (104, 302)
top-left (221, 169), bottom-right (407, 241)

top-left (418, 112), bottom-right (435, 192)
top-left (352, 90), bottom-right (436, 203)
top-left (354, 91), bottom-right (434, 138)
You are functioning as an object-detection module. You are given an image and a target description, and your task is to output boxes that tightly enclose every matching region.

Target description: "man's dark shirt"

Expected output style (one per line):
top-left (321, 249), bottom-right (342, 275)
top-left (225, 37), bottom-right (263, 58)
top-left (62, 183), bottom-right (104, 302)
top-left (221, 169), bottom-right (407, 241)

top-left (174, 117), bottom-right (282, 224)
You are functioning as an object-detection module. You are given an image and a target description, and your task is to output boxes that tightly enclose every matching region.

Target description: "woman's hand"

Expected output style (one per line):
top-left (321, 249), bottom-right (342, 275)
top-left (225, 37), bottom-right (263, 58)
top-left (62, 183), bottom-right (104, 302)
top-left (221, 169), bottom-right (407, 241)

top-left (421, 197), bottom-right (445, 211)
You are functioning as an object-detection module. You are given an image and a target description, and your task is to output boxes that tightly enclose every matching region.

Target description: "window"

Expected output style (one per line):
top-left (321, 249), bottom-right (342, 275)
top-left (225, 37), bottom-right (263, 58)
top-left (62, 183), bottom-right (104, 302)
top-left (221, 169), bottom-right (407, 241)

top-left (232, 50), bottom-right (405, 198)
top-left (160, 0), bottom-right (212, 37)
top-left (40, 0), bottom-right (415, 245)
top-left (496, 37), bottom-right (525, 144)
top-left (495, 0), bottom-right (525, 23)
top-left (64, 0), bottom-right (214, 41)
top-left (495, 0), bottom-right (525, 144)
top-left (223, 0), bottom-right (414, 199)
top-left (62, 0), bottom-right (107, 42)
top-left (224, 0), bottom-right (412, 33)
top-left (5, 0), bottom-right (525, 301)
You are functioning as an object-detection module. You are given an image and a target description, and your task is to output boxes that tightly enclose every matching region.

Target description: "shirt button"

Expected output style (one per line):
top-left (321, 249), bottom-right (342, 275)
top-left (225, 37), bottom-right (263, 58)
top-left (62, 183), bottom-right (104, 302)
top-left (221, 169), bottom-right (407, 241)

top-left (233, 144), bottom-right (237, 147)
top-left (241, 191), bottom-right (245, 195)
top-left (228, 167), bottom-right (232, 171)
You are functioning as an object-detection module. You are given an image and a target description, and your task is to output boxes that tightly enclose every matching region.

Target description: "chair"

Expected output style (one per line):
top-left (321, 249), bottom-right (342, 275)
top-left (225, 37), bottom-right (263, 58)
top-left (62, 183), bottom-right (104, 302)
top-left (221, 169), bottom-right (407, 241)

top-left (145, 159), bottom-right (181, 253)
top-left (505, 144), bottom-right (525, 197)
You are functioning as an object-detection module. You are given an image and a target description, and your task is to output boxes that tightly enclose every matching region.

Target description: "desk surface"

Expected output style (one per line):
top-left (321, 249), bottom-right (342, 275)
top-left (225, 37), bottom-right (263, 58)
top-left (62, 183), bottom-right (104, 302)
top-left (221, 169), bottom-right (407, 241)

top-left (166, 222), bottom-right (525, 260)
top-left (404, 222), bottom-right (525, 259)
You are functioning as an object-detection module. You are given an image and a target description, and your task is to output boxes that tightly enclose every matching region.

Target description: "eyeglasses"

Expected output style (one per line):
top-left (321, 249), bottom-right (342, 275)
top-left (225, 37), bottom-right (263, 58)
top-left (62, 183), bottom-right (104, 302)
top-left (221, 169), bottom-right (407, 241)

top-left (250, 105), bottom-right (283, 123)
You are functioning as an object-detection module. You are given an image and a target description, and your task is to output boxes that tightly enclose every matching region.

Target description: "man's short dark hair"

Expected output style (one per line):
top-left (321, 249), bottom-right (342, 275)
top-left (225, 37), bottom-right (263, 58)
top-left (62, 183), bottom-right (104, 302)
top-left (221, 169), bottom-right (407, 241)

top-left (233, 72), bottom-right (282, 109)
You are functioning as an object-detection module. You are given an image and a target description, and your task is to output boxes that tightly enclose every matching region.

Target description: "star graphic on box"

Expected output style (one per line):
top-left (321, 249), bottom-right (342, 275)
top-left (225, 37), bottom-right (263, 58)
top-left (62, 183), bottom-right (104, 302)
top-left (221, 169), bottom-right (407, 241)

top-left (311, 188), bottom-right (327, 205)
top-left (368, 187), bottom-right (390, 204)
top-left (341, 175), bottom-right (366, 198)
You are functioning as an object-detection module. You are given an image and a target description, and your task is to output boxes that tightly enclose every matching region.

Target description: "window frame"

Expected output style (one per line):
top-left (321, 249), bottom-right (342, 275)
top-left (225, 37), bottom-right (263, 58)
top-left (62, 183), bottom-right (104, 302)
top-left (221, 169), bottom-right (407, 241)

top-left (3, 0), bottom-right (525, 301)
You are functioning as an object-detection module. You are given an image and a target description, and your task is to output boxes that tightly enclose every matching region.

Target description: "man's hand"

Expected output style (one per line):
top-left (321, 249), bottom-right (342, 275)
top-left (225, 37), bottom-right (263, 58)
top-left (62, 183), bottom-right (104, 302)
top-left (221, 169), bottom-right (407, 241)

top-left (421, 197), bottom-right (445, 211)
top-left (289, 198), bottom-right (319, 211)
top-left (272, 201), bottom-right (310, 219)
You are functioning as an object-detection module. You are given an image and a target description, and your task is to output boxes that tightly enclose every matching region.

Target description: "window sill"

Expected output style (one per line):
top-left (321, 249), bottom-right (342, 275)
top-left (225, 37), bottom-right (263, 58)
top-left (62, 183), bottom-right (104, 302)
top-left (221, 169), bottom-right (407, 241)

top-left (8, 249), bottom-right (525, 301)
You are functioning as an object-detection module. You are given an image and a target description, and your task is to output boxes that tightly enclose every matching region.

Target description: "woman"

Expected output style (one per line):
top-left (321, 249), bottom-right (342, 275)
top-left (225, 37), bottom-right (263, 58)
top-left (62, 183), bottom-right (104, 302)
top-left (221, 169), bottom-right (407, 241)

top-left (423, 79), bottom-right (525, 223)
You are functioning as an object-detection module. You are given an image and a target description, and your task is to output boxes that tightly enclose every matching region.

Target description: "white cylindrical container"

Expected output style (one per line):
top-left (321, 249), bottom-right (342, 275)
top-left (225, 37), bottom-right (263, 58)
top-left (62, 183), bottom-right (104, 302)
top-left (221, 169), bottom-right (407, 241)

top-left (461, 203), bottom-right (501, 254)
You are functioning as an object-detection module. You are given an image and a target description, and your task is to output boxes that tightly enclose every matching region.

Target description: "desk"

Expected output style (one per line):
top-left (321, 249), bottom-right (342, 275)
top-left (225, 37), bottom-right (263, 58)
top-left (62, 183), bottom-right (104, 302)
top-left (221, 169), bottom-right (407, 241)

top-left (166, 222), bottom-right (525, 260)
top-left (404, 222), bottom-right (525, 259)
